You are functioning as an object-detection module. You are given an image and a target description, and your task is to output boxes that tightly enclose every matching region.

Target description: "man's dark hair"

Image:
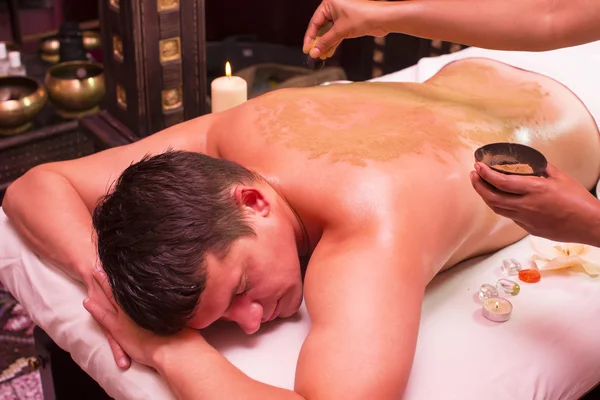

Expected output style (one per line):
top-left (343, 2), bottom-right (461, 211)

top-left (92, 150), bottom-right (257, 335)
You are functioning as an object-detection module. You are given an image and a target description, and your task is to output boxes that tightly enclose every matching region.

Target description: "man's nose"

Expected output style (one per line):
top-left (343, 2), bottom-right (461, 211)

top-left (223, 295), bottom-right (263, 334)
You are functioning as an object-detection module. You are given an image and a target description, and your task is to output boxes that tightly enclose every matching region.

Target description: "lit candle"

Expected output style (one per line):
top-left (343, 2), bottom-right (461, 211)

top-left (210, 62), bottom-right (247, 113)
top-left (482, 297), bottom-right (512, 322)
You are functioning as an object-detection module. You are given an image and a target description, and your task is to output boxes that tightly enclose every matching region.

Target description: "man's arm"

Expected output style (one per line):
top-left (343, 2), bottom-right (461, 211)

top-left (152, 334), bottom-right (305, 400)
top-left (2, 116), bottom-right (213, 284)
top-left (295, 233), bottom-right (424, 398)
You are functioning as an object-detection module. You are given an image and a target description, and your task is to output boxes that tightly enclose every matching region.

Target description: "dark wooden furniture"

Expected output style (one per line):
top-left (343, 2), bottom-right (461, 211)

top-left (0, 54), bottom-right (97, 203)
top-left (340, 34), bottom-right (468, 82)
top-left (33, 326), bottom-right (111, 400)
top-left (6, 0), bottom-right (22, 45)
top-left (97, 0), bottom-right (208, 140)
top-left (204, 0), bottom-right (320, 48)
top-left (62, 0), bottom-right (99, 23)
top-left (0, 119), bottom-right (93, 203)
top-left (2, 0), bottom-right (66, 49)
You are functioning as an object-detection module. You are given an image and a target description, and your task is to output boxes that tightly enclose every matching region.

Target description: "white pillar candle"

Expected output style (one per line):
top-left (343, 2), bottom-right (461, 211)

top-left (211, 62), bottom-right (247, 113)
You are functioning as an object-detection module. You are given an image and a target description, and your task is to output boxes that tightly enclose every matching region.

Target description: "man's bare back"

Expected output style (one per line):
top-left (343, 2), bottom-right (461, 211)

top-left (211, 57), bottom-right (600, 279)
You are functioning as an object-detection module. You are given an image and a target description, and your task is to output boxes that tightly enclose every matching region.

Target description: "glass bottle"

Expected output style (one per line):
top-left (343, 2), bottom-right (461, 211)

top-left (7, 51), bottom-right (26, 76)
top-left (0, 43), bottom-right (8, 77)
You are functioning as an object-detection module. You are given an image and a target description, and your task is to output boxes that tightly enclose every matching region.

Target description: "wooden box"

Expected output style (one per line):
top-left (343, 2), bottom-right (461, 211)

top-left (98, 0), bottom-right (208, 138)
top-left (0, 121), bottom-right (95, 204)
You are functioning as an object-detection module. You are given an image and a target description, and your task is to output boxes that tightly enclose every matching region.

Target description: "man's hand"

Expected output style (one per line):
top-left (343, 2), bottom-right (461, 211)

top-left (84, 269), bottom-right (131, 369)
top-left (83, 267), bottom-right (185, 370)
top-left (303, 0), bottom-right (386, 60)
top-left (470, 162), bottom-right (600, 245)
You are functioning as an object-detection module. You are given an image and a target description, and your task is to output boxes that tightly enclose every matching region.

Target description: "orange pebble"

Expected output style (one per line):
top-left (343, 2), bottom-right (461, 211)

top-left (518, 269), bottom-right (541, 283)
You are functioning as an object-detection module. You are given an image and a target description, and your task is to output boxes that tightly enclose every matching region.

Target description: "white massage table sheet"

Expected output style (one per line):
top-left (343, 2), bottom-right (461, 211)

top-left (1, 42), bottom-right (600, 400)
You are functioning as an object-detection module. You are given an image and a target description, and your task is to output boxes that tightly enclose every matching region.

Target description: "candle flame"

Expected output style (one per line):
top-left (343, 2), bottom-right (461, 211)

top-left (225, 62), bottom-right (232, 77)
top-left (495, 301), bottom-right (499, 309)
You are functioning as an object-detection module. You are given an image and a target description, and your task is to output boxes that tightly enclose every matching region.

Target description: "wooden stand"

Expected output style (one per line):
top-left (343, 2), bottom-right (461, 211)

top-left (80, 110), bottom-right (137, 150)
top-left (33, 327), bottom-right (110, 400)
top-left (0, 120), bottom-right (94, 203)
top-left (97, 0), bottom-right (208, 139)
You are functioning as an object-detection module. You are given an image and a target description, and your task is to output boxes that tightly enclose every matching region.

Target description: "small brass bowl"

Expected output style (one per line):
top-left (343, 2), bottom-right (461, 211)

top-left (45, 61), bottom-right (105, 119)
top-left (39, 31), bottom-right (102, 64)
top-left (39, 36), bottom-right (60, 55)
top-left (82, 31), bottom-right (102, 50)
top-left (0, 76), bottom-right (47, 135)
top-left (40, 53), bottom-right (60, 64)
top-left (474, 142), bottom-right (548, 177)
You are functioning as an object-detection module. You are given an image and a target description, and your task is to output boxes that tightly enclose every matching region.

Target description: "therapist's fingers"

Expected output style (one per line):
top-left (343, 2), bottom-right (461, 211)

top-left (309, 22), bottom-right (338, 59)
top-left (102, 327), bottom-right (130, 369)
top-left (475, 162), bottom-right (540, 195)
top-left (326, 43), bottom-right (340, 59)
top-left (312, 31), bottom-right (341, 59)
top-left (470, 171), bottom-right (522, 211)
top-left (304, 4), bottom-right (330, 54)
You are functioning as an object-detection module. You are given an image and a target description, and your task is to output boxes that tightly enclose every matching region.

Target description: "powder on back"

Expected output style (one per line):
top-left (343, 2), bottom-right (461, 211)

top-left (251, 61), bottom-right (549, 166)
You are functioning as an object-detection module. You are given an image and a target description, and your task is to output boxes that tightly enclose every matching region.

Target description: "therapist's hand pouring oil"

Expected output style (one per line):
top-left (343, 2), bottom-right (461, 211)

top-left (303, 0), bottom-right (386, 60)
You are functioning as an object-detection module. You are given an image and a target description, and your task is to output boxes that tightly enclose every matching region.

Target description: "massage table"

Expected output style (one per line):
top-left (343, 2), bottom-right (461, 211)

top-left (2, 41), bottom-right (600, 399)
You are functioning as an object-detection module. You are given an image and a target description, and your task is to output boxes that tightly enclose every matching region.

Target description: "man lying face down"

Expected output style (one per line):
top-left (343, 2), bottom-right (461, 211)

top-left (4, 57), bottom-right (600, 399)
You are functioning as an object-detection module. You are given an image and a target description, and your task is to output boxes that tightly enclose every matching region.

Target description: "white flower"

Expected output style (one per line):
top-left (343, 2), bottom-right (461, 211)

top-left (530, 237), bottom-right (600, 277)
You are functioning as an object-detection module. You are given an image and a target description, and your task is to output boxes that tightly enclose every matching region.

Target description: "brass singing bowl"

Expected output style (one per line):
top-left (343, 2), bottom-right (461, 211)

top-left (82, 31), bottom-right (102, 50)
top-left (39, 36), bottom-right (60, 54)
top-left (0, 76), bottom-right (47, 135)
top-left (39, 31), bottom-right (102, 63)
top-left (45, 61), bottom-right (105, 119)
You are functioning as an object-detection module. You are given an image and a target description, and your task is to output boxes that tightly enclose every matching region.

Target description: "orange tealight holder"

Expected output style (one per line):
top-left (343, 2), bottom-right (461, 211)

top-left (518, 269), bottom-right (541, 283)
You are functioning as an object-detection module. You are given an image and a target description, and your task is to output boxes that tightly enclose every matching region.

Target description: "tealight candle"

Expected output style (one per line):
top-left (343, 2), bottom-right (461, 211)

top-left (482, 297), bottom-right (512, 322)
top-left (211, 61), bottom-right (247, 113)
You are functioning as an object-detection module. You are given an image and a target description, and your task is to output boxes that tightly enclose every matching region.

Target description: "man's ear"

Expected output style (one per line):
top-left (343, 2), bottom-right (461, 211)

top-left (233, 186), bottom-right (270, 217)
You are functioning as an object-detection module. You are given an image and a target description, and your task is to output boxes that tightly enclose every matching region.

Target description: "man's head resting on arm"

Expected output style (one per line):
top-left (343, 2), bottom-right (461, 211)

top-left (92, 150), bottom-right (304, 336)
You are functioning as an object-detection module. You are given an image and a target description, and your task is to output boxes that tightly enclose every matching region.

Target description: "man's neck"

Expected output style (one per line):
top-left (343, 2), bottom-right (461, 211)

top-left (262, 178), bottom-right (310, 257)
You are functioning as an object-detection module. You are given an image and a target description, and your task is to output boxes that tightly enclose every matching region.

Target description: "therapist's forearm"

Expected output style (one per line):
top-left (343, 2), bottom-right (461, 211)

top-left (153, 333), bottom-right (305, 400)
top-left (579, 198), bottom-right (600, 249)
top-left (2, 167), bottom-right (96, 282)
top-left (376, 0), bottom-right (599, 52)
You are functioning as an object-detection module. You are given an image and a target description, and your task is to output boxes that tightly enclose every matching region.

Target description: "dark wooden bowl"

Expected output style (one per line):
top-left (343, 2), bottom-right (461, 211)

top-left (474, 142), bottom-right (548, 176)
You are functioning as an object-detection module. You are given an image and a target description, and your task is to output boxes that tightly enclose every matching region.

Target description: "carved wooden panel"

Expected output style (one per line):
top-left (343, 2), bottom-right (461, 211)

top-left (98, 0), bottom-right (207, 138)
